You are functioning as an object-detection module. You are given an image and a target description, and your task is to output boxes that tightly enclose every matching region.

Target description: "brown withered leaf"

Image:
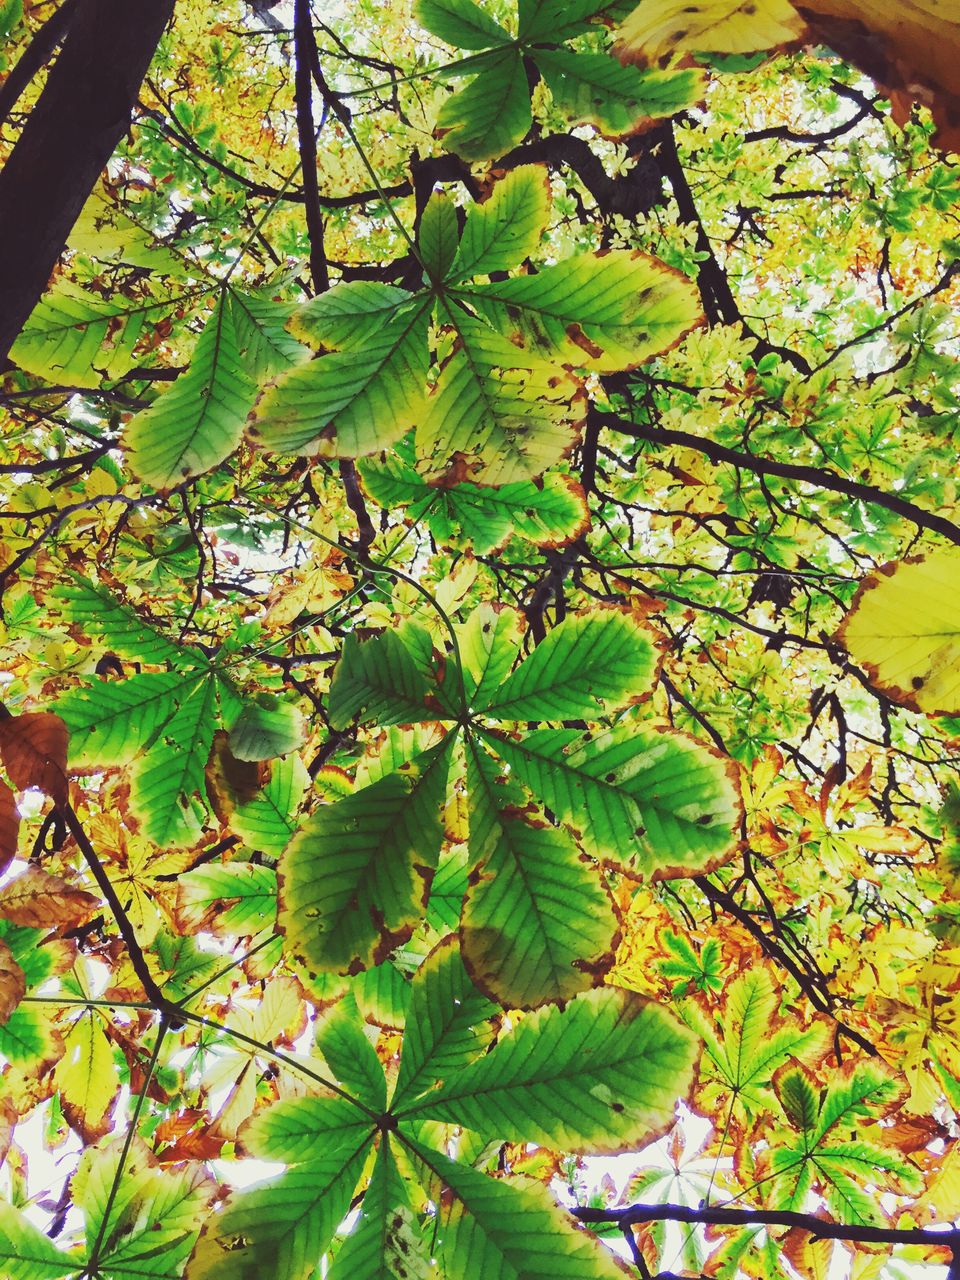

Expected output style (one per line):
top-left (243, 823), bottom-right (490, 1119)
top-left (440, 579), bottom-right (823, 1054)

top-left (0, 1094), bottom-right (17, 1167)
top-left (0, 940), bottom-right (26, 1025)
top-left (205, 729), bottom-right (269, 824)
top-left (0, 865), bottom-right (99, 929)
top-left (0, 712), bottom-right (69, 806)
top-left (0, 780), bottom-right (19, 876)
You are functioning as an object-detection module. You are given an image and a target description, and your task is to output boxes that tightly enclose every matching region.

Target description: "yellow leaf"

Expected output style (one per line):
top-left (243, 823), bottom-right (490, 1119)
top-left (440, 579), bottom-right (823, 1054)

top-left (838, 553), bottom-right (960, 714)
top-left (0, 865), bottom-right (99, 929)
top-left (614, 0), bottom-right (803, 61)
top-left (54, 1013), bottom-right (119, 1142)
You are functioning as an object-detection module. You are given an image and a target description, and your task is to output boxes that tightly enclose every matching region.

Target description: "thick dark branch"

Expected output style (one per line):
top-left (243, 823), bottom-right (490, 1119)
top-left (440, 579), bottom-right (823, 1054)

top-left (61, 804), bottom-right (181, 1022)
top-left (655, 123), bottom-right (811, 373)
top-left (0, 0), bottom-right (175, 365)
top-left (572, 1201), bottom-right (959, 1254)
top-left (0, 0), bottom-right (80, 126)
top-left (595, 413), bottom-right (960, 548)
top-left (293, 0), bottom-right (328, 293)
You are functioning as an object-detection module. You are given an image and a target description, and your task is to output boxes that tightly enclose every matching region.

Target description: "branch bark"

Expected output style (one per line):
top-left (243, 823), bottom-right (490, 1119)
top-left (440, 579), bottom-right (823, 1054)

top-left (572, 1200), bottom-right (960, 1258)
top-left (595, 413), bottom-right (960, 548)
top-left (0, 0), bottom-right (175, 366)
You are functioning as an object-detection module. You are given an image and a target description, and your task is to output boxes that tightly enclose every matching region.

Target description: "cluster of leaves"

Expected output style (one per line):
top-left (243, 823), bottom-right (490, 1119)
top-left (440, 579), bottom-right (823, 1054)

top-left (1, 0), bottom-right (960, 1279)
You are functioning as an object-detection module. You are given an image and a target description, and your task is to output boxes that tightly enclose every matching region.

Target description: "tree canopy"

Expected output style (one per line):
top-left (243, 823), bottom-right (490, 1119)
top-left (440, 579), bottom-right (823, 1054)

top-left (2, 1), bottom-right (960, 1277)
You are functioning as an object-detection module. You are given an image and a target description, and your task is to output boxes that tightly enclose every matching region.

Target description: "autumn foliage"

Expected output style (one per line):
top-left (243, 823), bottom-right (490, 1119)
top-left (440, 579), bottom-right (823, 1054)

top-left (1, 1), bottom-right (960, 1278)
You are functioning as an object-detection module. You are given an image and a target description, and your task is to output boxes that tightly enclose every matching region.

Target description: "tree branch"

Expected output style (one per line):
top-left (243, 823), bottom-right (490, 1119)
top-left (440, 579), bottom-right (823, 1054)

top-left (572, 1201), bottom-right (960, 1257)
top-left (595, 413), bottom-right (960, 548)
top-left (0, 0), bottom-right (176, 365)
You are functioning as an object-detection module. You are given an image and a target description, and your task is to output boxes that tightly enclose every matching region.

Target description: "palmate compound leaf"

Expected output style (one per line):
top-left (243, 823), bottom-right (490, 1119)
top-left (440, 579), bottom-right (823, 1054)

top-left (250, 169), bottom-right (701, 485)
top-left (613, 0), bottom-right (804, 62)
top-left (0, 921), bottom-right (73, 1072)
top-left (279, 739), bottom-right (454, 978)
top-left (418, 0), bottom-right (701, 161)
top-left (679, 966), bottom-right (828, 1119)
top-left (462, 737), bottom-right (620, 1007)
top-left (484, 721), bottom-right (741, 877)
top-left (202, 943), bottom-right (689, 1280)
top-left (838, 552), bottom-right (960, 714)
top-left (124, 292), bottom-right (257, 490)
top-left (358, 449), bottom-right (590, 555)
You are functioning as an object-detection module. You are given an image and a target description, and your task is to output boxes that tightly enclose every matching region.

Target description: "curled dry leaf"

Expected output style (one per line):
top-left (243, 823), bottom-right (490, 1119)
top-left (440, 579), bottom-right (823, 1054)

top-left (0, 939), bottom-right (26, 1025)
top-left (0, 780), bottom-right (19, 876)
top-left (0, 712), bottom-right (70, 807)
top-left (0, 865), bottom-right (99, 930)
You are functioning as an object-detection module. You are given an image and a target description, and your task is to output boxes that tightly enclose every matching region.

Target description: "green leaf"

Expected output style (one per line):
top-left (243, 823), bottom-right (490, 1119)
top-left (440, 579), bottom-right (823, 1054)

top-left (775, 1064), bottom-right (819, 1133)
top-left (477, 610), bottom-right (658, 720)
top-left (91, 1165), bottom-right (207, 1279)
top-left (248, 300), bottom-right (430, 457)
top-left (450, 165), bottom-right (550, 281)
top-left (228, 288), bottom-right (311, 379)
top-left (53, 579), bottom-right (182, 665)
top-left (487, 722), bottom-right (740, 874)
top-left (242, 1096), bottom-right (373, 1164)
top-left (125, 293), bottom-right (257, 489)
top-left (416, 318), bottom-right (578, 486)
top-left (435, 48), bottom-right (531, 161)
top-left (463, 249), bottom-right (701, 372)
top-left (54, 672), bottom-right (186, 766)
top-left (130, 673), bottom-right (219, 846)
top-left (279, 741), bottom-right (453, 976)
top-left (419, 192), bottom-right (461, 281)
top-left (462, 739), bottom-right (618, 1007)
top-left (315, 994), bottom-right (388, 1111)
top-left (392, 938), bottom-right (497, 1108)
top-left (538, 51), bottom-right (703, 135)
top-left (359, 454), bottom-right (590, 554)
top-left (327, 1138), bottom-right (431, 1280)
top-left (416, 0), bottom-right (513, 48)
top-left (186, 1144), bottom-right (370, 1280)
top-left (230, 753), bottom-right (309, 857)
top-left (0, 1199), bottom-right (77, 1280)
top-left (407, 1139), bottom-right (634, 1279)
top-left (9, 282), bottom-right (179, 388)
top-left (328, 630), bottom-right (435, 731)
top-left (228, 696), bottom-right (305, 761)
top-left (682, 968), bottom-right (822, 1117)
top-left (399, 985), bottom-right (697, 1152)
top-left (174, 863), bottom-right (277, 935)
top-left (290, 282), bottom-right (413, 350)
top-left (458, 604), bottom-right (525, 709)
top-left (518, 0), bottom-right (612, 41)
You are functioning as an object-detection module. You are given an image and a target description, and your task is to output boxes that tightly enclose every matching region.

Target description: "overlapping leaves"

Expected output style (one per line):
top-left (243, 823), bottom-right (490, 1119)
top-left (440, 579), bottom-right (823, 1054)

top-left (187, 942), bottom-right (697, 1280)
top-left (280, 604), bottom-right (740, 1006)
top-left (249, 165), bottom-right (700, 485)
top-left (51, 580), bottom-right (304, 847)
top-left (416, 0), bottom-right (703, 160)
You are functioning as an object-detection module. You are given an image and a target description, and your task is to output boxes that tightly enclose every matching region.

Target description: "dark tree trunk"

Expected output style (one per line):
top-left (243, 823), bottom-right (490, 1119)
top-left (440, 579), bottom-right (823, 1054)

top-left (0, 0), bottom-right (176, 366)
